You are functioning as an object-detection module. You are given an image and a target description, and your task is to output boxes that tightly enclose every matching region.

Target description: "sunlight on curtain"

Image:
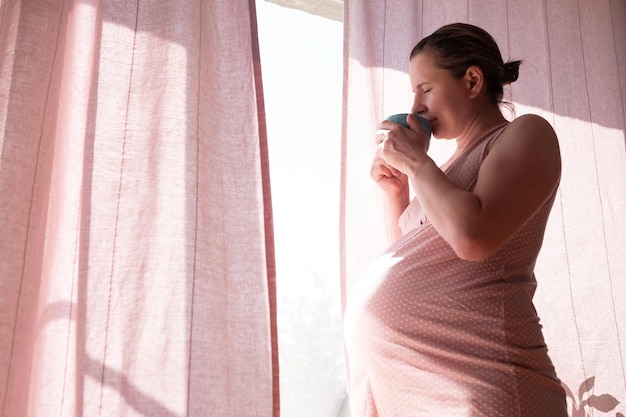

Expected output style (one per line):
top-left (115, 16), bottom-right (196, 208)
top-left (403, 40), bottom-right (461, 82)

top-left (341, 1), bottom-right (626, 416)
top-left (0, 1), bottom-right (278, 416)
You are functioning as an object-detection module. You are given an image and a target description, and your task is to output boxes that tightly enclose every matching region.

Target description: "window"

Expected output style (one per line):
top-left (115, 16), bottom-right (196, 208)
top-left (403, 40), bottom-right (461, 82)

top-left (257, 2), bottom-right (349, 416)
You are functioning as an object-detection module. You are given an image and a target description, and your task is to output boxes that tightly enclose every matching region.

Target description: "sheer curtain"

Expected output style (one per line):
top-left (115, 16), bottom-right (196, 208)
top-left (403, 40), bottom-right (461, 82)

top-left (341, 0), bottom-right (626, 415)
top-left (0, 1), bottom-right (278, 416)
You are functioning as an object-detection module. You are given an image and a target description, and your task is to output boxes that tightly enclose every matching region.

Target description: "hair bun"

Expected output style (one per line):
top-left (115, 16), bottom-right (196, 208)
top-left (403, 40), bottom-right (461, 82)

top-left (503, 60), bottom-right (521, 84)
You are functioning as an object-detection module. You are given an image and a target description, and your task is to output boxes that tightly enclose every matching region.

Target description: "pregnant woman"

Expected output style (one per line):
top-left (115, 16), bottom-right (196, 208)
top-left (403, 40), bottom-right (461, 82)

top-left (343, 23), bottom-right (568, 417)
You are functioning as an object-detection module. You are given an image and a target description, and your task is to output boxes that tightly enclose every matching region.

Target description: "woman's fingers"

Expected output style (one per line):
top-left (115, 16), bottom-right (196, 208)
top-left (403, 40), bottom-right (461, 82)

top-left (371, 157), bottom-right (401, 179)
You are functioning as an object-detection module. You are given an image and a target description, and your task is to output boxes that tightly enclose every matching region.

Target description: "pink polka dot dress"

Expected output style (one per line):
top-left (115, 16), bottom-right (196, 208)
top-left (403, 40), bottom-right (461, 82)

top-left (343, 124), bottom-right (568, 417)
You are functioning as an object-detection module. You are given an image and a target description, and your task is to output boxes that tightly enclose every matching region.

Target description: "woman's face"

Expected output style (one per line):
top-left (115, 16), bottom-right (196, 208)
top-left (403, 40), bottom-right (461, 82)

top-left (409, 51), bottom-right (472, 140)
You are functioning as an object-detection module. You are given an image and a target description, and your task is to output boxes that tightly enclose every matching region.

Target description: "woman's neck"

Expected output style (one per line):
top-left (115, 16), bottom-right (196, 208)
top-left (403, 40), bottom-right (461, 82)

top-left (455, 107), bottom-right (508, 153)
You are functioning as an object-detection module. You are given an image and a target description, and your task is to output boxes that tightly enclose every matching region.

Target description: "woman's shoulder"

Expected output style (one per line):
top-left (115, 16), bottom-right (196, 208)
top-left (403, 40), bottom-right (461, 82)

top-left (506, 113), bottom-right (558, 141)
top-left (485, 113), bottom-right (561, 183)
top-left (494, 113), bottom-right (560, 153)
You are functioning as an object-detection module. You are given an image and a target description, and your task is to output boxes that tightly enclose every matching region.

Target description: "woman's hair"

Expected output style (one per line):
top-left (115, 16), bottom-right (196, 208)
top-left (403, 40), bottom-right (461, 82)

top-left (410, 23), bottom-right (521, 106)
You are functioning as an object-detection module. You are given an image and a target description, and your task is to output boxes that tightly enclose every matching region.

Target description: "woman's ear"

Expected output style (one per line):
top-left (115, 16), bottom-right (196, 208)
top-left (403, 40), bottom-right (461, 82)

top-left (464, 65), bottom-right (484, 99)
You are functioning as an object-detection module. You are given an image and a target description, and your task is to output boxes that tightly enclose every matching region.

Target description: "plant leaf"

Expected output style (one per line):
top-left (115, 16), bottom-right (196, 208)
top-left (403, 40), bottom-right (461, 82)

top-left (578, 376), bottom-right (595, 398)
top-left (562, 382), bottom-right (576, 403)
top-left (587, 393), bottom-right (619, 412)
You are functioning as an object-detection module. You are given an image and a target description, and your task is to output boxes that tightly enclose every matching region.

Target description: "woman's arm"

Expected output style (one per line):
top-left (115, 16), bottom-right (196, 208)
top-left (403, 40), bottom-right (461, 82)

top-left (370, 157), bottom-right (411, 241)
top-left (406, 114), bottom-right (561, 261)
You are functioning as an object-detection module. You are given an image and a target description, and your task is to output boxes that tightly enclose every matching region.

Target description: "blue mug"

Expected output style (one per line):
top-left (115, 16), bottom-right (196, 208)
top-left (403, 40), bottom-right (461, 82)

top-left (386, 113), bottom-right (432, 143)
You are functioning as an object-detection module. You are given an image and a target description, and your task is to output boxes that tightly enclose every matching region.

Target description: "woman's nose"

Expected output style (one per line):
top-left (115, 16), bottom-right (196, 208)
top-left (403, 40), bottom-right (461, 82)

top-left (411, 94), bottom-right (426, 115)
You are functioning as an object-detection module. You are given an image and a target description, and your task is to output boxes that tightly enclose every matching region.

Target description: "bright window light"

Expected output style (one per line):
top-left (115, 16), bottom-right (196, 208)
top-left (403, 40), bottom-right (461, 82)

top-left (256, 1), bottom-right (349, 416)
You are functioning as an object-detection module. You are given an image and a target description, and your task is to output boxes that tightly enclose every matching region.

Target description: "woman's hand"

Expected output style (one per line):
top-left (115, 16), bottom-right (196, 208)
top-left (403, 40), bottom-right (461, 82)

top-left (370, 151), bottom-right (410, 242)
top-left (376, 114), bottom-right (431, 176)
top-left (371, 114), bottom-right (430, 241)
top-left (370, 153), bottom-right (409, 196)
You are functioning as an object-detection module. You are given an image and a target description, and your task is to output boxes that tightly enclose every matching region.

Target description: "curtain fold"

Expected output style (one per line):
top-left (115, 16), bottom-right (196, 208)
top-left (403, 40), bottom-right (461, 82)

top-left (0, 1), bottom-right (278, 416)
top-left (341, 0), bottom-right (626, 415)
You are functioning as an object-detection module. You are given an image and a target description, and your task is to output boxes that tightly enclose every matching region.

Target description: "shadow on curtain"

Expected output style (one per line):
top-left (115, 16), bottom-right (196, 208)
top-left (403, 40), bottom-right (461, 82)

top-left (340, 1), bottom-right (625, 416)
top-left (0, 1), bottom-right (279, 416)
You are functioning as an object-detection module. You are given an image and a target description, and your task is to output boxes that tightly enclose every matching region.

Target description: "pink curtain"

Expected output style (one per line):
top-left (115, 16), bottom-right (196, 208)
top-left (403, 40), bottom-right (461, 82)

top-left (0, 1), bottom-right (279, 416)
top-left (341, 0), bottom-right (626, 415)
